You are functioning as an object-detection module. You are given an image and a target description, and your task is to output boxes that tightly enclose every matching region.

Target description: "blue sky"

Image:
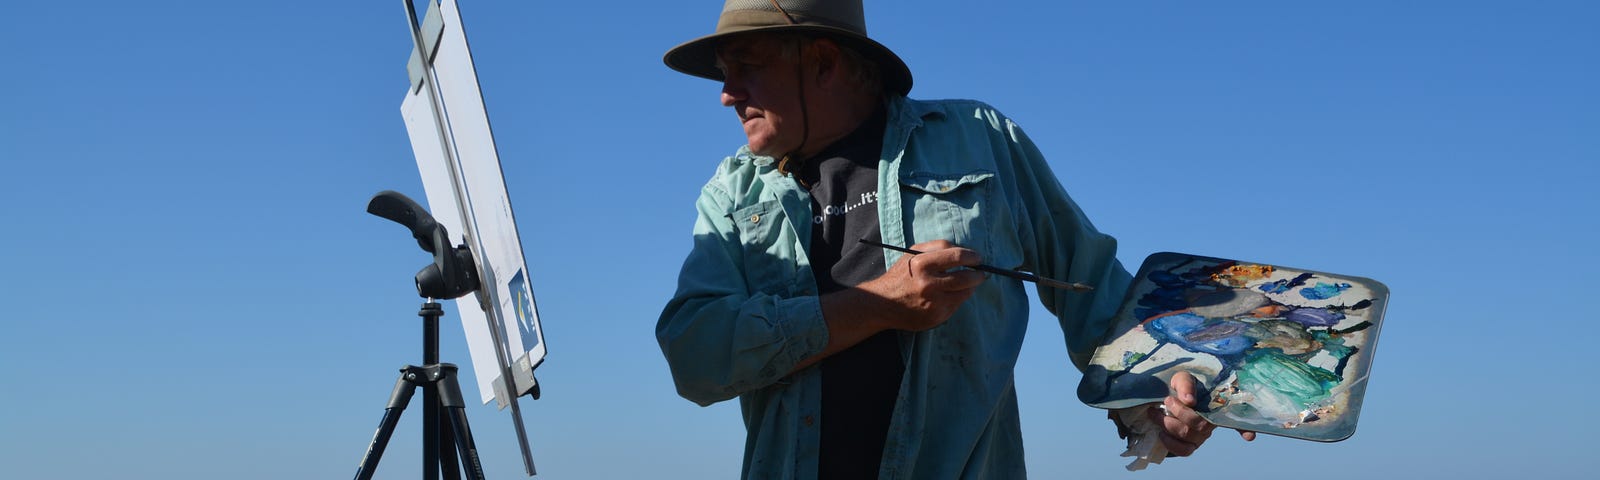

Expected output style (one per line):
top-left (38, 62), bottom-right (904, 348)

top-left (3, 1), bottom-right (1595, 478)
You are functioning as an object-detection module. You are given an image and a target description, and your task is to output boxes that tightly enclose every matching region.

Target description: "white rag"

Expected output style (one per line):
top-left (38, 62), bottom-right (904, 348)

top-left (1115, 404), bottom-right (1170, 471)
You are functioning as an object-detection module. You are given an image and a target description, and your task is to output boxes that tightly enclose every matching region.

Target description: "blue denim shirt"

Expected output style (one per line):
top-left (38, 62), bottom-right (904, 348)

top-left (658, 96), bottom-right (1133, 479)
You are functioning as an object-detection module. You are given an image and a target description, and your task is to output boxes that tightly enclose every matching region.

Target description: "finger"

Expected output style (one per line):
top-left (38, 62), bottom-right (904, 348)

top-left (908, 239), bottom-right (957, 251)
top-left (902, 258), bottom-right (983, 294)
top-left (1144, 403), bottom-right (1163, 423)
top-left (1162, 417), bottom-right (1213, 453)
top-left (912, 247), bottom-right (983, 273)
top-left (1158, 430), bottom-right (1201, 457)
top-left (1160, 416), bottom-right (1212, 445)
top-left (1239, 430), bottom-right (1256, 442)
top-left (933, 269), bottom-right (986, 291)
top-left (1163, 396), bottom-right (1215, 441)
top-left (1162, 395), bottom-right (1202, 424)
top-left (1139, 403), bottom-right (1203, 454)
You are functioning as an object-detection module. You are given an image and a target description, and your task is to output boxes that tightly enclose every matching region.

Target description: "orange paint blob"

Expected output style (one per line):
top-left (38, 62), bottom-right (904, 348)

top-left (1212, 264), bottom-right (1274, 286)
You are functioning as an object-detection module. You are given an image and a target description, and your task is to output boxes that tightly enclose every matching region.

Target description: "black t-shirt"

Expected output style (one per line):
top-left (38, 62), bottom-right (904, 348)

top-left (793, 107), bottom-right (902, 479)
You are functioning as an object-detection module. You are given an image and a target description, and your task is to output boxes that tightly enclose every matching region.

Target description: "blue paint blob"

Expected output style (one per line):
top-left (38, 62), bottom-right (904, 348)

top-left (1148, 313), bottom-right (1253, 356)
top-left (1300, 282), bottom-right (1352, 300)
top-left (1148, 270), bottom-right (1186, 288)
top-left (1185, 321), bottom-right (1251, 343)
top-left (1259, 272), bottom-right (1315, 294)
top-left (1138, 287), bottom-right (1189, 311)
top-left (1286, 308), bottom-right (1345, 327)
top-left (1134, 307), bottom-right (1161, 321)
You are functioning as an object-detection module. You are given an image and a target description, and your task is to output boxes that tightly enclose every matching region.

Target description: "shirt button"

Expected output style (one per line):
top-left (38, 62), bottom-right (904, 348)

top-left (803, 415), bottom-right (814, 426)
top-left (750, 214), bottom-right (760, 223)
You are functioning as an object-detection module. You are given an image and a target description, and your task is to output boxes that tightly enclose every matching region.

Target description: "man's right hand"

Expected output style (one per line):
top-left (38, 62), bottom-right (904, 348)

top-left (792, 240), bottom-right (987, 374)
top-left (854, 239), bottom-right (987, 332)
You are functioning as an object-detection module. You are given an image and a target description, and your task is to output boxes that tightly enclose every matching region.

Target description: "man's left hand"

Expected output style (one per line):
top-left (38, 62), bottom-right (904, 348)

top-left (1149, 371), bottom-right (1256, 456)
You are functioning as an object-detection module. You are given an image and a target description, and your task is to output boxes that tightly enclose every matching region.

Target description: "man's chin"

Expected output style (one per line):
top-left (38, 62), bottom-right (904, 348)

top-left (746, 142), bottom-right (780, 157)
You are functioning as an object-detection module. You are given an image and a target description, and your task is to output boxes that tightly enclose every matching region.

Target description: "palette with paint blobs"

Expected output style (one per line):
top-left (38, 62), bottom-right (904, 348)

top-left (1078, 252), bottom-right (1389, 442)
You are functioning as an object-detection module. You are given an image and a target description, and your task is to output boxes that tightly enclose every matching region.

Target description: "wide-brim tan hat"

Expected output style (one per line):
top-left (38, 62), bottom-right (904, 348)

top-left (664, 0), bottom-right (913, 96)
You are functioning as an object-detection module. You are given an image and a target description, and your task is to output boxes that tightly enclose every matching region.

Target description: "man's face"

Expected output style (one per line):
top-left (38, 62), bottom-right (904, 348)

top-left (716, 36), bottom-right (806, 157)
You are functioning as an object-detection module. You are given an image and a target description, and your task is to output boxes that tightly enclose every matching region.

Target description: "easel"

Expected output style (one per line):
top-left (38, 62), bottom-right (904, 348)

top-left (351, 0), bottom-right (545, 475)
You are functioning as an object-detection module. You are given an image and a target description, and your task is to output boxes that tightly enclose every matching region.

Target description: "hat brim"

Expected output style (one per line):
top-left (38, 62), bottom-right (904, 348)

top-left (663, 24), bottom-right (913, 96)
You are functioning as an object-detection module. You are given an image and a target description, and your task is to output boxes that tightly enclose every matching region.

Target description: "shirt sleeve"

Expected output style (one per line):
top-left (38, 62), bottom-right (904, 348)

top-left (655, 180), bottom-right (830, 407)
top-left (1002, 117), bottom-right (1134, 372)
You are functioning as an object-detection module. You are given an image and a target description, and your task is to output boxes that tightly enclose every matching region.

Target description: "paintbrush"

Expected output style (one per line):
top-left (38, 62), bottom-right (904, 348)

top-left (859, 239), bottom-right (1094, 291)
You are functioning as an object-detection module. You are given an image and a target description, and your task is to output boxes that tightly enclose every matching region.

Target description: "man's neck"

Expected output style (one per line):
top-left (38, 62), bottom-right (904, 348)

top-left (795, 93), bottom-right (884, 160)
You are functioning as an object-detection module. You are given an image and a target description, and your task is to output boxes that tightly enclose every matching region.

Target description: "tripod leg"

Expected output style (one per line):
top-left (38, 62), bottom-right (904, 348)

top-left (437, 365), bottom-right (487, 480)
top-left (354, 375), bottom-right (420, 480)
top-left (424, 383), bottom-right (441, 480)
top-left (437, 387), bottom-right (463, 480)
top-left (443, 407), bottom-right (485, 480)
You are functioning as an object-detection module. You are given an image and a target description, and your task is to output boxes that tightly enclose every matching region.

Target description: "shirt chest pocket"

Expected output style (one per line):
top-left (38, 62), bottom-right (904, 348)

top-left (899, 169), bottom-right (1022, 270)
top-left (731, 200), bottom-right (802, 294)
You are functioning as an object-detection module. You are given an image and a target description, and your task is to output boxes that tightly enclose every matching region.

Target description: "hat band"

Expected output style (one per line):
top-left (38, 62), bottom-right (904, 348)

top-left (715, 10), bottom-right (862, 35)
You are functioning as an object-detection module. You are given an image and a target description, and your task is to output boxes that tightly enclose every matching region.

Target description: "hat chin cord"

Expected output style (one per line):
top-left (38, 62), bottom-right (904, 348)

top-left (777, 39), bottom-right (811, 183)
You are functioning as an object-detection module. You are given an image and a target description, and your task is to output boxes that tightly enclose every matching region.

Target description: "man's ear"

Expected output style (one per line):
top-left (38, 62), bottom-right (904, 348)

top-left (807, 37), bottom-right (843, 87)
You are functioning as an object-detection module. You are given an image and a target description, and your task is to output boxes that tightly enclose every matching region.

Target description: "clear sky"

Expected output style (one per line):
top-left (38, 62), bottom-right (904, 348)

top-left (3, 1), bottom-right (1595, 479)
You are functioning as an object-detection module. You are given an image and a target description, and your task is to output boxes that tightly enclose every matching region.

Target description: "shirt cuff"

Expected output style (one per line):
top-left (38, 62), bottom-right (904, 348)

top-left (775, 294), bottom-right (829, 369)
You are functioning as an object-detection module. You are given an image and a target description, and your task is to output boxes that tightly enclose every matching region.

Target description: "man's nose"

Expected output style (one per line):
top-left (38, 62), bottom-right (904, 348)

top-left (720, 81), bottom-right (745, 107)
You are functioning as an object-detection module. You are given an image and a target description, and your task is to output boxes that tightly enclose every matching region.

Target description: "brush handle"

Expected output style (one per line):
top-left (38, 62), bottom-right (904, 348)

top-left (859, 239), bottom-right (1094, 291)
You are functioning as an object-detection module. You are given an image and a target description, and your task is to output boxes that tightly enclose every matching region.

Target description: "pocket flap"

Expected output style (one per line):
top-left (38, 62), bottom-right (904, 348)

top-left (900, 170), bottom-right (996, 194)
top-left (731, 200), bottom-right (780, 229)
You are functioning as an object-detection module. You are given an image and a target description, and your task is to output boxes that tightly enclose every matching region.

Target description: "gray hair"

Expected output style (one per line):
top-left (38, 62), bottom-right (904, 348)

top-left (773, 33), bottom-right (885, 96)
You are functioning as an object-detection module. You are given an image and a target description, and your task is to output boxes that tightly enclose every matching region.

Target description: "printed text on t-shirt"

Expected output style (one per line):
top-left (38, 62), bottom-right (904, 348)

top-left (814, 191), bottom-right (878, 224)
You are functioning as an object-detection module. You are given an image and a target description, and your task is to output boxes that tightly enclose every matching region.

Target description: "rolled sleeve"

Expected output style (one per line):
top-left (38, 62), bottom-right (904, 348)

top-left (657, 182), bottom-right (829, 406)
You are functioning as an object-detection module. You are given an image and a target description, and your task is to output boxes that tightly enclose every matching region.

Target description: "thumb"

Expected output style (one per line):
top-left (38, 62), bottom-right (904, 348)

top-left (1169, 371), bottom-right (1199, 406)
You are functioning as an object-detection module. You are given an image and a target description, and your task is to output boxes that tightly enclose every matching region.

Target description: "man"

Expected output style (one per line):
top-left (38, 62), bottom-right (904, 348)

top-left (657, 1), bottom-right (1252, 478)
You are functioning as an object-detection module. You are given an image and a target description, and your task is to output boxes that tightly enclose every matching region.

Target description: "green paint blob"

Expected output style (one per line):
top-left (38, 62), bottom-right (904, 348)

top-left (1236, 349), bottom-right (1341, 409)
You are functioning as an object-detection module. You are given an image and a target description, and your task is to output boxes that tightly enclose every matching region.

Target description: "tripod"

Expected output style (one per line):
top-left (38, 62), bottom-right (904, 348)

top-left (354, 301), bottom-right (487, 480)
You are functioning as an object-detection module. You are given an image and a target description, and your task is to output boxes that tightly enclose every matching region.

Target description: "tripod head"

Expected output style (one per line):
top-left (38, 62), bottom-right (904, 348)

top-left (367, 190), bottom-right (480, 299)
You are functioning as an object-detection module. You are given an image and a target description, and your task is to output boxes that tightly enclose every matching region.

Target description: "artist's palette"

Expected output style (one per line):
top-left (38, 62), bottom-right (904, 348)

top-left (1077, 252), bottom-right (1388, 442)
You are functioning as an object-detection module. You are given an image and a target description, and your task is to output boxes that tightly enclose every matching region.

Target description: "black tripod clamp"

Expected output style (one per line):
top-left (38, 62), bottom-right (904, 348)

top-left (389, 364), bottom-right (465, 411)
